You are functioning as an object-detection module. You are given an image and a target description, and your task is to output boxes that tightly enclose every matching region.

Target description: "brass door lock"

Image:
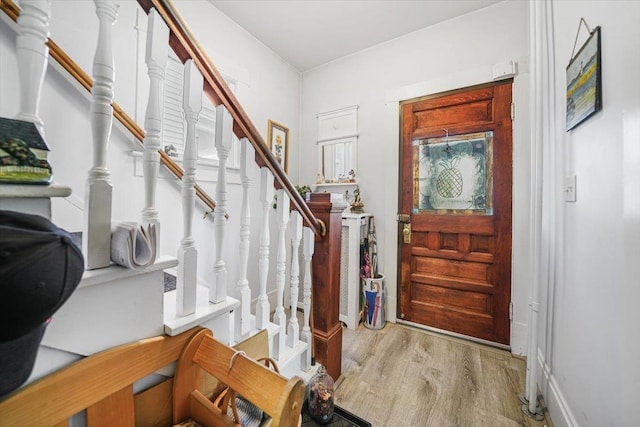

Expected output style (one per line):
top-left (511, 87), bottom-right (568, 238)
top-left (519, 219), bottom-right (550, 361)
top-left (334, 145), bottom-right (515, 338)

top-left (402, 223), bottom-right (411, 244)
top-left (397, 214), bottom-right (411, 244)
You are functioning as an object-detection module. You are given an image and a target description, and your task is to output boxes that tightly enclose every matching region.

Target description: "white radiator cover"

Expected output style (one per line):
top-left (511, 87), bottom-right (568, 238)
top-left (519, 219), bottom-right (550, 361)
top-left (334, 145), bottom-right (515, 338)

top-left (339, 213), bottom-right (372, 329)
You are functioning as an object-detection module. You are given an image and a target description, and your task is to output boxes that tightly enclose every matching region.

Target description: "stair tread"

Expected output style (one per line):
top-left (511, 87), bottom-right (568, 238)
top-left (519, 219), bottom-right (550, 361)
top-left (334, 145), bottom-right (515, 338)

top-left (69, 233), bottom-right (177, 293)
top-left (164, 285), bottom-right (240, 336)
top-left (80, 255), bottom-right (178, 289)
top-left (277, 339), bottom-right (307, 361)
top-left (0, 182), bottom-right (71, 199)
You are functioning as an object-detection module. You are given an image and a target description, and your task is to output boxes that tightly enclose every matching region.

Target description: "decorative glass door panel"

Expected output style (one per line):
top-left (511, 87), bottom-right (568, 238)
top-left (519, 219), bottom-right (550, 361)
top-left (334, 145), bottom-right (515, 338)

top-left (413, 131), bottom-right (493, 214)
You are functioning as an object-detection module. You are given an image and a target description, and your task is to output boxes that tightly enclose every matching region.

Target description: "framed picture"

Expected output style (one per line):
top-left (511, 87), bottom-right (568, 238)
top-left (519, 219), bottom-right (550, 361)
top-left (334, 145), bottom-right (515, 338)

top-left (267, 120), bottom-right (289, 173)
top-left (566, 26), bottom-right (602, 131)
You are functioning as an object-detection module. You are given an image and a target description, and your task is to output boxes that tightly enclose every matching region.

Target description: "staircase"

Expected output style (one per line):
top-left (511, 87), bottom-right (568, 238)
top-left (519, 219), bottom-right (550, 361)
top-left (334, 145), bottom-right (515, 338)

top-left (0, 0), bottom-right (343, 388)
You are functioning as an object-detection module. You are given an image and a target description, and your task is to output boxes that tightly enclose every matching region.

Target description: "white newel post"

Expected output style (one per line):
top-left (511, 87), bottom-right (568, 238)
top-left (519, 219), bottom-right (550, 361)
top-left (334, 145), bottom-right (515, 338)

top-left (256, 167), bottom-right (274, 329)
top-left (301, 226), bottom-right (315, 371)
top-left (211, 105), bottom-right (232, 303)
top-left (273, 189), bottom-right (290, 360)
top-left (287, 211), bottom-right (302, 348)
top-left (15, 0), bottom-right (50, 134)
top-left (141, 8), bottom-right (169, 255)
top-left (177, 60), bottom-right (202, 316)
top-left (237, 138), bottom-right (255, 339)
top-left (83, 0), bottom-right (118, 270)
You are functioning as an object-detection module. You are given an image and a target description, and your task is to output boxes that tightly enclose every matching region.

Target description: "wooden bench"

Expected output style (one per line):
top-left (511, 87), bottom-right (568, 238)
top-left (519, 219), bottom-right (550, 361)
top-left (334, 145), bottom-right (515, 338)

top-left (0, 327), bottom-right (304, 427)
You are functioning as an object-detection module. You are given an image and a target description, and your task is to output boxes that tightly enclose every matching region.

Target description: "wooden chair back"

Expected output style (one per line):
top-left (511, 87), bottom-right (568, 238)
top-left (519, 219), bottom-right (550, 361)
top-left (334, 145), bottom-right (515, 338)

top-left (172, 329), bottom-right (304, 427)
top-left (0, 327), bottom-right (204, 427)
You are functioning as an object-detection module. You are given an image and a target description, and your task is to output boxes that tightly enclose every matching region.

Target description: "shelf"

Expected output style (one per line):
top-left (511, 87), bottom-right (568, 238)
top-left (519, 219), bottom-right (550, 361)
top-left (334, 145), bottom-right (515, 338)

top-left (315, 182), bottom-right (357, 187)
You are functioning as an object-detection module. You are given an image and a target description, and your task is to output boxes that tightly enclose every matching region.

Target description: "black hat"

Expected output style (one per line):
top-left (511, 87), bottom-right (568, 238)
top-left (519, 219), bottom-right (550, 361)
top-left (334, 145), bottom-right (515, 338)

top-left (0, 210), bottom-right (84, 397)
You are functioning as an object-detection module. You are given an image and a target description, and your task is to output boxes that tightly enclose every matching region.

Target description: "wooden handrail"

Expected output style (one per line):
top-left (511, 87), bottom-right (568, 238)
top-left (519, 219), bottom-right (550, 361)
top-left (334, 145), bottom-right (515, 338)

top-left (137, 0), bottom-right (324, 236)
top-left (0, 0), bottom-right (216, 214)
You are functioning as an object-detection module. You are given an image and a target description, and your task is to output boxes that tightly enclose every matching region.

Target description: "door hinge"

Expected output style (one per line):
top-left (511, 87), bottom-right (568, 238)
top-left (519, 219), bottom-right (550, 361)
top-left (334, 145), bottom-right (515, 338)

top-left (396, 213), bottom-right (411, 223)
top-left (509, 301), bottom-right (513, 321)
top-left (511, 102), bottom-right (515, 121)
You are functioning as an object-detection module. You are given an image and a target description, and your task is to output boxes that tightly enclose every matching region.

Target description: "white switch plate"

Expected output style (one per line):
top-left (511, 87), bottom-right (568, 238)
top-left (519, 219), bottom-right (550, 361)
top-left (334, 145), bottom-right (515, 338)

top-left (564, 175), bottom-right (577, 202)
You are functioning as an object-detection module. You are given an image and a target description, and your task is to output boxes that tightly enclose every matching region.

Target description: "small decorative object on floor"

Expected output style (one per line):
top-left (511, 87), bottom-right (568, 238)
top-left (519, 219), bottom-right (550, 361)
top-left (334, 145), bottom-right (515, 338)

top-left (308, 365), bottom-right (335, 424)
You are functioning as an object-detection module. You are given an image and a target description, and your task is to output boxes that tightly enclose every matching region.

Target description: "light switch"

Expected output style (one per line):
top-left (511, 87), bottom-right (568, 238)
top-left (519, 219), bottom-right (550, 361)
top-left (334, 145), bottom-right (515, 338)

top-left (564, 175), bottom-right (577, 202)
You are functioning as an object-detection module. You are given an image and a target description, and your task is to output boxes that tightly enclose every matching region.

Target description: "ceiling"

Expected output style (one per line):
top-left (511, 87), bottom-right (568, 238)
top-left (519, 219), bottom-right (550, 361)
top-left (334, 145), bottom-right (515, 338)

top-left (209, 0), bottom-right (501, 72)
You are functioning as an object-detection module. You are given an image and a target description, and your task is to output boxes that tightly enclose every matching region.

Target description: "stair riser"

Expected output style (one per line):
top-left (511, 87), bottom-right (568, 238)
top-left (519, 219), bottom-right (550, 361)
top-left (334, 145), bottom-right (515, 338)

top-left (42, 270), bottom-right (164, 355)
top-left (278, 354), bottom-right (303, 379)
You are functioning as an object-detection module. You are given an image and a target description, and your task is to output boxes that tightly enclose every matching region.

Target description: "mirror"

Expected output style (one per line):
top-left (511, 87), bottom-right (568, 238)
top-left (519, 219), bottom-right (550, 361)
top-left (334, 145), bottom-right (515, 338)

top-left (319, 137), bottom-right (356, 182)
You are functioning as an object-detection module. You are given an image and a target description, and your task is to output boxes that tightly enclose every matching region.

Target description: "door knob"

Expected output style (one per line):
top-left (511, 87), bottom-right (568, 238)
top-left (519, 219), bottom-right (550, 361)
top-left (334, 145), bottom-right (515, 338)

top-left (402, 223), bottom-right (411, 244)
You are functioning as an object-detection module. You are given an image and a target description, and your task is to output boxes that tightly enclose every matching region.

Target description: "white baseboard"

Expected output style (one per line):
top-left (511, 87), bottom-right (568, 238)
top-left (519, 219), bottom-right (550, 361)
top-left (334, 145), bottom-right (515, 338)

top-left (537, 351), bottom-right (578, 427)
top-left (386, 295), bottom-right (397, 322)
top-left (510, 321), bottom-right (528, 356)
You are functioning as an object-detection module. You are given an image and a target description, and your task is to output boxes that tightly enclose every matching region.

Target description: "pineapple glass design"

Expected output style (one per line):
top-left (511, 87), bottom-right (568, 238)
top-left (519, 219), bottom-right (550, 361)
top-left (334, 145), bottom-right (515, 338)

top-left (436, 155), bottom-right (463, 198)
top-left (413, 131), bottom-right (493, 213)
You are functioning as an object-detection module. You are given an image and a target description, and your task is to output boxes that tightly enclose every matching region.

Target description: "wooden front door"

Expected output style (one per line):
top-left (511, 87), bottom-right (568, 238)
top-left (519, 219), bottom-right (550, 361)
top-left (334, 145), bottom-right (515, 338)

top-left (398, 81), bottom-right (513, 345)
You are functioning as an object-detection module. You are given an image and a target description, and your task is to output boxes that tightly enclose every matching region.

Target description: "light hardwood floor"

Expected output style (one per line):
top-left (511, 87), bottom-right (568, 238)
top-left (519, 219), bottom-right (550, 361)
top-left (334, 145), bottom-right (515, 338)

top-left (333, 322), bottom-right (551, 427)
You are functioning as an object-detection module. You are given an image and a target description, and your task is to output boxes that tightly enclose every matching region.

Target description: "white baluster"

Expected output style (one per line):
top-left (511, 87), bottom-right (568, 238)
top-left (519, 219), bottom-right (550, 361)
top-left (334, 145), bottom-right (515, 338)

top-left (256, 167), bottom-right (274, 329)
top-left (287, 211), bottom-right (303, 348)
top-left (301, 226), bottom-right (315, 371)
top-left (177, 60), bottom-right (202, 316)
top-left (15, 0), bottom-right (50, 134)
top-left (210, 105), bottom-right (232, 303)
top-left (273, 189), bottom-right (290, 360)
top-left (237, 138), bottom-right (255, 339)
top-left (83, 0), bottom-right (118, 270)
top-left (141, 8), bottom-right (169, 255)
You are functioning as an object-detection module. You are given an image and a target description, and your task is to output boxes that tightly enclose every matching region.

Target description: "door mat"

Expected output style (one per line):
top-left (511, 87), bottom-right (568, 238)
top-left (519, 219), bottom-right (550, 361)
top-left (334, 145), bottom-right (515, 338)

top-left (301, 404), bottom-right (371, 427)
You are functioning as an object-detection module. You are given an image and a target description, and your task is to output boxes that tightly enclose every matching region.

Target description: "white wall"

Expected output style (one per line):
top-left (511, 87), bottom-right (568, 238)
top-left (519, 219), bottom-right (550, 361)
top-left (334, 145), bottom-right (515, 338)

top-left (538, 2), bottom-right (640, 426)
top-left (172, 0), bottom-right (302, 180)
top-left (6, 1), bottom-right (638, 424)
top-left (0, 0), bottom-right (302, 309)
top-left (299, 0), bottom-right (531, 353)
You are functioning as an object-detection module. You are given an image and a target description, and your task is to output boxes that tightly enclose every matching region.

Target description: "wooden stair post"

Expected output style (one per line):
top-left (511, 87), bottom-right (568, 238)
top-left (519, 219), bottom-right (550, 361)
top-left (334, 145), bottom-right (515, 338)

top-left (237, 138), bottom-right (256, 339)
top-left (15, 0), bottom-right (50, 134)
top-left (301, 226), bottom-right (315, 371)
top-left (256, 167), bottom-right (274, 329)
top-left (273, 189), bottom-right (290, 360)
top-left (83, 0), bottom-right (118, 270)
top-left (308, 193), bottom-right (343, 380)
top-left (177, 59), bottom-right (203, 317)
top-left (141, 7), bottom-right (169, 255)
top-left (211, 105), bottom-right (233, 303)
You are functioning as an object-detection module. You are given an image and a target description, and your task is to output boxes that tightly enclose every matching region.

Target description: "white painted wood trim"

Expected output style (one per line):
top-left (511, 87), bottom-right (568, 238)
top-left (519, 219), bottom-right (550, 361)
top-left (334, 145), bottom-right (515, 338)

top-left (287, 211), bottom-right (302, 348)
top-left (236, 138), bottom-right (255, 339)
top-left (177, 59), bottom-right (203, 317)
top-left (15, 0), bottom-right (50, 133)
top-left (300, 226), bottom-right (315, 371)
top-left (256, 167), bottom-right (274, 329)
top-left (141, 7), bottom-right (169, 255)
top-left (273, 189), bottom-right (290, 360)
top-left (83, 0), bottom-right (118, 270)
top-left (210, 104), bottom-right (232, 303)
top-left (164, 285), bottom-right (239, 336)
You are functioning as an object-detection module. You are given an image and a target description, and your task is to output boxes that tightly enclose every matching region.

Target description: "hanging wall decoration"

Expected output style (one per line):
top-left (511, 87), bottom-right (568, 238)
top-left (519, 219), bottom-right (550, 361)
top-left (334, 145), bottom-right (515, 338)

top-left (566, 19), bottom-right (601, 131)
top-left (267, 120), bottom-right (289, 173)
